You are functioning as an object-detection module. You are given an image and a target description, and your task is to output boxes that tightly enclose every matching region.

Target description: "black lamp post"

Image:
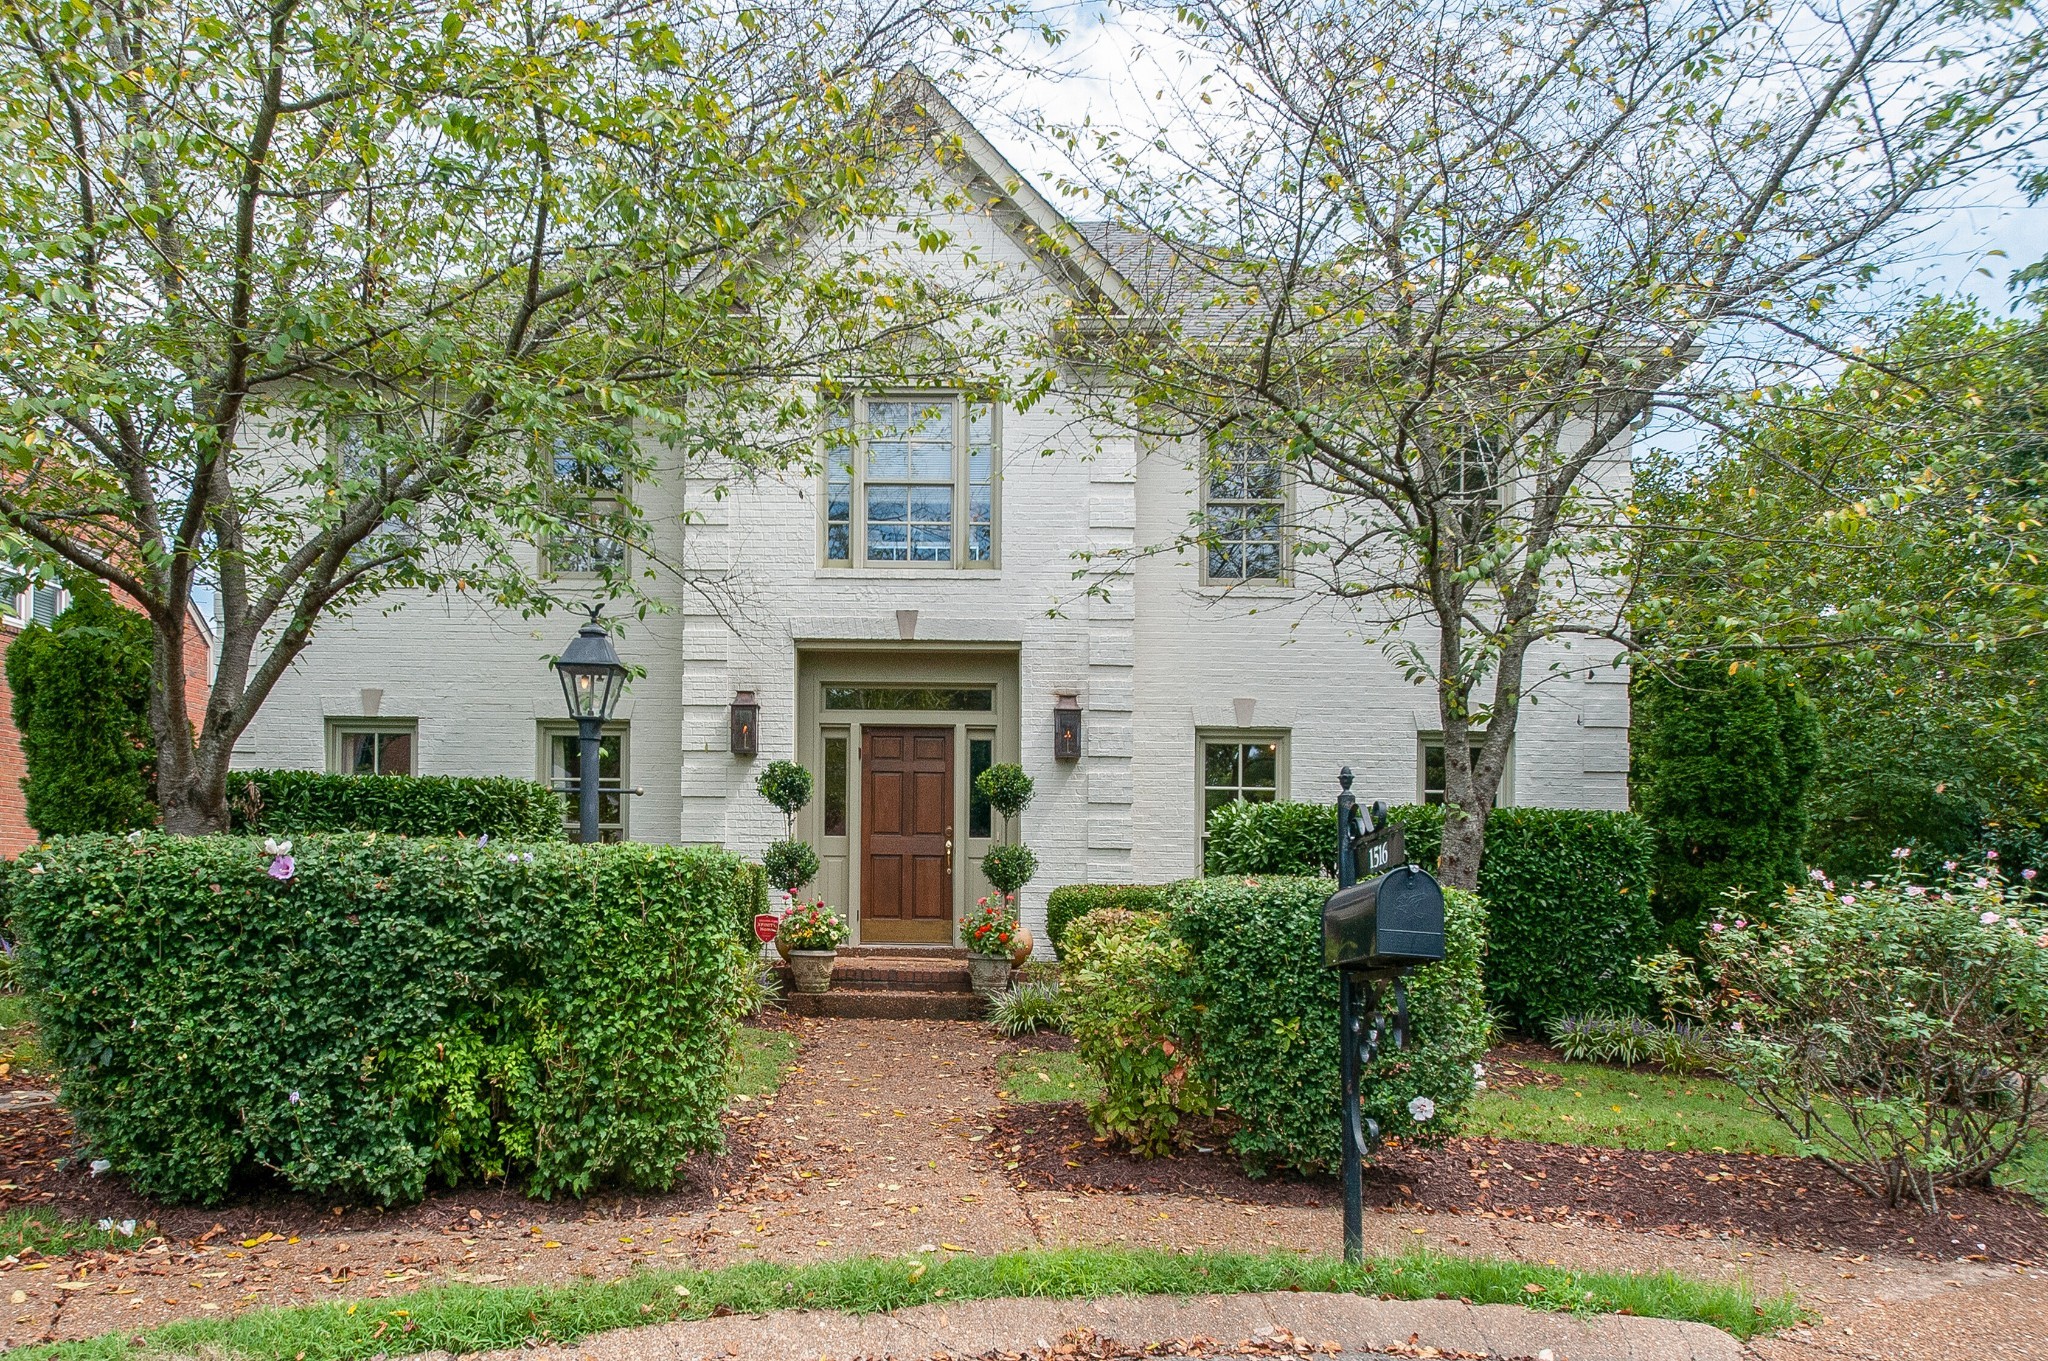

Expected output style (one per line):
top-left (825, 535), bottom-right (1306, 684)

top-left (552, 608), bottom-right (628, 844)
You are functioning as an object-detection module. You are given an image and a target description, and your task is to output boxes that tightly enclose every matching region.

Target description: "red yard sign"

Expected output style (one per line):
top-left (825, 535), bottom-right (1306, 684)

top-left (754, 913), bottom-right (783, 944)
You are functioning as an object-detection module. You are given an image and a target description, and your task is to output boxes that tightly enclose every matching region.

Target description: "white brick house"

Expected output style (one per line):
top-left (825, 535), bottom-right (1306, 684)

top-left (232, 94), bottom-right (1631, 950)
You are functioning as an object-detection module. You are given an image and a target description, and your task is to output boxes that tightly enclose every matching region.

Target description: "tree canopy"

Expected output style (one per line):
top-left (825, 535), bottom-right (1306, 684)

top-left (1051, 0), bottom-right (2048, 885)
top-left (0, 0), bottom-right (1022, 829)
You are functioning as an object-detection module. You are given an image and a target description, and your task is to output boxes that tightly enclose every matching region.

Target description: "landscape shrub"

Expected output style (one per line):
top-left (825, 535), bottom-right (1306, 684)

top-left (1059, 909), bottom-right (1210, 1155)
top-left (1631, 662), bottom-right (1821, 950)
top-left (1203, 800), bottom-right (1334, 876)
top-left (985, 980), bottom-right (1064, 1037)
top-left (10, 834), bottom-right (754, 1205)
top-left (1644, 861), bottom-right (2048, 1210)
top-left (3, 581), bottom-right (157, 836)
top-left (1043, 884), bottom-right (1171, 958)
top-left (1170, 877), bottom-right (1489, 1175)
top-left (1206, 801), bottom-right (1654, 1029)
top-left (226, 770), bottom-right (564, 840)
top-left (1545, 1011), bottom-right (1717, 1074)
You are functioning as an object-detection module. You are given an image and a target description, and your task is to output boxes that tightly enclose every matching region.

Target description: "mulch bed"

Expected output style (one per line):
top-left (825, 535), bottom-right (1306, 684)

top-left (987, 1100), bottom-right (2048, 1265)
top-left (0, 1093), bottom-right (760, 1242)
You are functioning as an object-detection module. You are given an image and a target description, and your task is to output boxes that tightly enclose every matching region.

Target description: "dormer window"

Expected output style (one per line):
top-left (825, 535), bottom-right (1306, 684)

top-left (824, 396), bottom-right (998, 568)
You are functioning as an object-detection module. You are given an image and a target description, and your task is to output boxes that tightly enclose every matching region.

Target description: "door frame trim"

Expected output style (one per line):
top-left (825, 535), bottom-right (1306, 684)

top-left (795, 645), bottom-right (1020, 947)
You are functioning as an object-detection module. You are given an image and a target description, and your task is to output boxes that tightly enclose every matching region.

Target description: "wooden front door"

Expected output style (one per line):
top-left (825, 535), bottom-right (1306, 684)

top-left (860, 727), bottom-right (954, 943)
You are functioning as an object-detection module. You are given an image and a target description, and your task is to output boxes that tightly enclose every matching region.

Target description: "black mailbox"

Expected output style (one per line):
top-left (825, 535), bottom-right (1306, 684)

top-left (1321, 865), bottom-right (1446, 974)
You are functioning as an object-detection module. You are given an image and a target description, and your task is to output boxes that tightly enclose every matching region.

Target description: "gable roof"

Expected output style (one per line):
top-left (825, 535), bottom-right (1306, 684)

top-left (886, 68), bottom-right (1146, 319)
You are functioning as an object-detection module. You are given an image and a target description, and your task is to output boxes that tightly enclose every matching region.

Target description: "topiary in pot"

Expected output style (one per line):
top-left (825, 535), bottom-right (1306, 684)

top-left (975, 763), bottom-right (1034, 834)
top-left (981, 842), bottom-right (1038, 895)
top-left (756, 760), bottom-right (814, 833)
top-left (763, 837), bottom-right (820, 897)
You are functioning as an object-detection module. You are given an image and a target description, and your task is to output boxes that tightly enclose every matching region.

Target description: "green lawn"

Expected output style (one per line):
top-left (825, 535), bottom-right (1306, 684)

top-left (1466, 1060), bottom-right (1796, 1156)
top-left (6, 1245), bottom-right (1800, 1360)
top-left (997, 1048), bottom-right (1101, 1104)
top-left (0, 993), bottom-right (52, 1080)
top-left (732, 1025), bottom-right (799, 1102)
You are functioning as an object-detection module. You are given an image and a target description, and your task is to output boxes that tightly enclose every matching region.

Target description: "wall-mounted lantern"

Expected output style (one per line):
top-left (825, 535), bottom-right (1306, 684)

top-left (729, 690), bottom-right (760, 757)
top-left (1052, 692), bottom-right (1082, 761)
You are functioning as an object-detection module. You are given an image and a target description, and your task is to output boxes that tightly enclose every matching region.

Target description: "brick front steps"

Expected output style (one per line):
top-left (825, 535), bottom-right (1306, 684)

top-left (768, 946), bottom-right (1004, 1021)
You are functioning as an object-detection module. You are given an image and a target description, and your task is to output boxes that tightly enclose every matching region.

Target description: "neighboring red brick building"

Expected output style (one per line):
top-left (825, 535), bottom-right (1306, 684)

top-left (0, 585), bottom-right (214, 855)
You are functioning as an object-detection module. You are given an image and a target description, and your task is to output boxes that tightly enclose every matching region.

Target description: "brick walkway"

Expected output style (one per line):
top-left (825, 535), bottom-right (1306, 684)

top-left (2, 1017), bottom-right (2042, 1357)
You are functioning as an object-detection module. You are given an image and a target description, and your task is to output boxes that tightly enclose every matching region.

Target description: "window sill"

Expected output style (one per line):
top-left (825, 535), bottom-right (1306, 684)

top-left (814, 567), bottom-right (1002, 580)
top-left (1193, 580), bottom-right (1294, 599)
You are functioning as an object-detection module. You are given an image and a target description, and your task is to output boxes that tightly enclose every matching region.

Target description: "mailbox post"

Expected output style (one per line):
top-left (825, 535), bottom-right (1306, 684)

top-left (1325, 767), bottom-right (1446, 1263)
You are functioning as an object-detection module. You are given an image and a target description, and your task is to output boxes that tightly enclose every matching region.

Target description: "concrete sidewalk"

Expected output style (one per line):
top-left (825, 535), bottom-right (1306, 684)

top-left (464, 1292), bottom-right (1743, 1361)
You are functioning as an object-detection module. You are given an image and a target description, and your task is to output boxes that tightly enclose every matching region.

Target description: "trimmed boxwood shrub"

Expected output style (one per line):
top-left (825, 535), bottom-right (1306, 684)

top-left (1204, 800), bottom-right (1333, 876)
top-left (1395, 805), bottom-right (1656, 1028)
top-left (1201, 800), bottom-right (1655, 1029)
top-left (227, 770), bottom-right (565, 840)
top-left (1044, 883), bottom-right (1171, 958)
top-left (11, 834), bottom-right (754, 1205)
top-left (1171, 877), bottom-right (1488, 1175)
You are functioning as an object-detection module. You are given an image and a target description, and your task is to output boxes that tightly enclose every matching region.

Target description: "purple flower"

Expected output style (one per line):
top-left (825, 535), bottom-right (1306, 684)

top-left (478, 834), bottom-right (489, 846)
top-left (288, 1090), bottom-right (302, 1105)
top-left (267, 855), bottom-right (295, 882)
top-left (2025, 869), bottom-right (2038, 882)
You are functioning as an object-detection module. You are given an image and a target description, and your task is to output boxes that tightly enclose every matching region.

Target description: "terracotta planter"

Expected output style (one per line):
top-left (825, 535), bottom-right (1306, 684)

top-left (1007, 927), bottom-right (1035, 966)
top-left (788, 949), bottom-right (836, 994)
top-left (775, 931), bottom-right (793, 964)
top-left (967, 953), bottom-right (1012, 993)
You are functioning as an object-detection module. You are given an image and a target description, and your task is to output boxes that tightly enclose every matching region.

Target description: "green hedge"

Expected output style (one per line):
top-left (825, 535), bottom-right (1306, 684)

top-left (227, 770), bottom-right (566, 840)
top-left (1172, 877), bottom-right (1488, 1175)
top-left (1202, 800), bottom-right (1656, 1028)
top-left (1044, 883), bottom-right (1171, 958)
top-left (11, 834), bottom-right (753, 1205)
top-left (1058, 908), bottom-right (1211, 1155)
top-left (1204, 800), bottom-right (1333, 876)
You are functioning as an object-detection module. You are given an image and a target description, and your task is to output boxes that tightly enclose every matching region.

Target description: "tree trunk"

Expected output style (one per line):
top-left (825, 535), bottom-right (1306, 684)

top-left (1438, 799), bottom-right (1487, 890)
top-left (147, 609), bottom-right (233, 834)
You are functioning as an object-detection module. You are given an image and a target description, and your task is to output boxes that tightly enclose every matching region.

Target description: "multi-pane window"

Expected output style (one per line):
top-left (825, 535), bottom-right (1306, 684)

top-left (1420, 736), bottom-right (1501, 806)
top-left (1446, 434), bottom-right (1503, 540)
top-left (824, 395), bottom-right (997, 567)
top-left (1203, 437), bottom-right (1286, 582)
top-left (1199, 734), bottom-right (1285, 865)
top-left (544, 433), bottom-right (628, 575)
top-left (333, 418), bottom-right (420, 544)
top-left (330, 722), bottom-right (415, 776)
top-left (545, 724), bottom-right (628, 841)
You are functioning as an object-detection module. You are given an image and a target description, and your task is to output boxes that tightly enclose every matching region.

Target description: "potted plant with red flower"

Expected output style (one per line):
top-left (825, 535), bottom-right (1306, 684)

top-left (963, 894), bottom-right (1021, 992)
top-left (776, 899), bottom-right (849, 993)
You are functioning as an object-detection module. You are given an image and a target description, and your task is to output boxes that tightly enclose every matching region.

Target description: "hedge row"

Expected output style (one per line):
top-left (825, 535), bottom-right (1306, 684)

top-left (11, 834), bottom-right (754, 1205)
top-left (227, 770), bottom-right (566, 840)
top-left (1201, 801), bottom-right (1657, 1028)
top-left (1043, 883), bottom-right (1171, 958)
top-left (1061, 879), bottom-right (1490, 1176)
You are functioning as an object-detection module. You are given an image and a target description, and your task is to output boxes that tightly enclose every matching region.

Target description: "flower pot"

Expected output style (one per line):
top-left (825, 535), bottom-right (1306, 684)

top-left (789, 949), bottom-right (836, 994)
top-left (775, 931), bottom-right (793, 964)
top-left (1007, 927), bottom-right (1035, 966)
top-left (968, 953), bottom-right (1012, 993)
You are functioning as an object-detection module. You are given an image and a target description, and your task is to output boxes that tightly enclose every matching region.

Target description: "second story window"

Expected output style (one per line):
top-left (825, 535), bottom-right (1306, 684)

top-left (544, 432), bottom-right (629, 576)
top-left (1203, 435), bottom-right (1286, 583)
top-left (825, 396), bottom-right (997, 568)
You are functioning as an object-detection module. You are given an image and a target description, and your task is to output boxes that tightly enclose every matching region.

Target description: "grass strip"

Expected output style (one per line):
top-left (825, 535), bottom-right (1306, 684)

top-left (0, 1209), bottom-right (145, 1258)
top-left (14, 1245), bottom-right (1799, 1360)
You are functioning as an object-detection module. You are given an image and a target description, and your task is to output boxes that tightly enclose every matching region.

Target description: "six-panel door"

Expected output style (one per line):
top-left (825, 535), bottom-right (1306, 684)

top-left (859, 726), bottom-right (955, 942)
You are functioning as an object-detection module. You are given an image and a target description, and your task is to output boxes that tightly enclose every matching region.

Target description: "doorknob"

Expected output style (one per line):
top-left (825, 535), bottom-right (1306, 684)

top-left (945, 832), bottom-right (953, 874)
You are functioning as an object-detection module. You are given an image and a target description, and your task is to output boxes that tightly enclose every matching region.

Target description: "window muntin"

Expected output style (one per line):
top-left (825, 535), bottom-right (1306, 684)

top-left (545, 724), bottom-right (628, 841)
top-left (1203, 436), bottom-right (1286, 582)
top-left (1420, 735), bottom-right (1501, 806)
top-left (823, 395), bottom-right (997, 568)
top-left (329, 722), bottom-right (416, 776)
top-left (544, 432), bottom-right (629, 575)
top-left (821, 685), bottom-right (995, 712)
top-left (333, 417), bottom-right (420, 544)
top-left (1199, 734), bottom-right (1285, 863)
